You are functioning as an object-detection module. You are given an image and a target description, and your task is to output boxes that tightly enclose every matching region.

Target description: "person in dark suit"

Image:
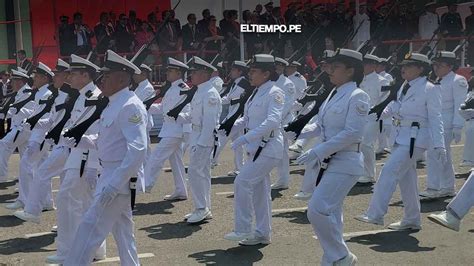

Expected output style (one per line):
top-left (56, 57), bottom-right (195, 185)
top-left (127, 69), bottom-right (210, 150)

top-left (465, 5), bottom-right (474, 66)
top-left (94, 12), bottom-right (115, 54)
top-left (200, 16), bottom-right (224, 61)
top-left (69, 12), bottom-right (94, 55)
top-left (182, 13), bottom-right (201, 51)
top-left (440, 3), bottom-right (464, 51)
top-left (114, 14), bottom-right (134, 53)
top-left (16, 50), bottom-right (31, 71)
top-left (58, 16), bottom-right (72, 56)
top-left (197, 9), bottom-right (211, 33)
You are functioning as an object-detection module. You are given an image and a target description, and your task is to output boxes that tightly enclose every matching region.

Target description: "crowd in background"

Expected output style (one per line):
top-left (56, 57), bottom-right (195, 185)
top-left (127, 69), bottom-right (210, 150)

top-left (53, 1), bottom-right (473, 67)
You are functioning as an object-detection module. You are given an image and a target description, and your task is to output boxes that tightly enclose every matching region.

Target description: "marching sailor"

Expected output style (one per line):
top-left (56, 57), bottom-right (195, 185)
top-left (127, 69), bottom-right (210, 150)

top-left (357, 53), bottom-right (446, 231)
top-left (65, 50), bottom-right (147, 265)
top-left (421, 51), bottom-right (468, 199)
top-left (224, 54), bottom-right (284, 245)
top-left (296, 49), bottom-right (369, 265)
top-left (144, 57), bottom-right (190, 200)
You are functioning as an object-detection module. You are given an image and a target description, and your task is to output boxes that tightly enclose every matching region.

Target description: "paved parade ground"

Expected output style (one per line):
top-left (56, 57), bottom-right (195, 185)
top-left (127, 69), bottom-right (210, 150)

top-left (0, 140), bottom-right (473, 265)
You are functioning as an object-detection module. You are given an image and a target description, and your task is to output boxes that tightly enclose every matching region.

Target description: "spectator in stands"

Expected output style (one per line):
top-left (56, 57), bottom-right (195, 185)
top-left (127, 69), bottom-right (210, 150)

top-left (94, 12), bottom-right (115, 54)
top-left (466, 5), bottom-right (474, 66)
top-left (352, 4), bottom-right (371, 50)
top-left (58, 15), bottom-right (71, 56)
top-left (158, 10), bottom-right (180, 55)
top-left (201, 15), bottom-right (224, 61)
top-left (16, 50), bottom-right (31, 70)
top-left (147, 12), bottom-right (159, 33)
top-left (108, 11), bottom-right (117, 31)
top-left (440, 3), bottom-right (464, 51)
top-left (242, 10), bottom-right (252, 24)
top-left (128, 10), bottom-right (139, 34)
top-left (169, 9), bottom-right (182, 38)
top-left (245, 12), bottom-right (264, 57)
top-left (134, 20), bottom-right (154, 51)
top-left (418, 2), bottom-right (440, 49)
top-left (198, 9), bottom-right (211, 33)
top-left (70, 12), bottom-right (94, 55)
top-left (182, 13), bottom-right (201, 51)
top-left (114, 13), bottom-right (134, 53)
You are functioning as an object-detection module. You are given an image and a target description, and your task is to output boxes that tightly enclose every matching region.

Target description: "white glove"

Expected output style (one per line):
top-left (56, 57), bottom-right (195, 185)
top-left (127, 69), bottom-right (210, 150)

top-left (459, 109), bottom-right (474, 121)
top-left (231, 136), bottom-right (248, 150)
top-left (452, 128), bottom-right (462, 144)
top-left (44, 138), bottom-right (55, 147)
top-left (296, 149), bottom-right (320, 165)
top-left (25, 142), bottom-right (40, 158)
top-left (434, 147), bottom-right (447, 164)
top-left (99, 185), bottom-right (119, 207)
top-left (292, 102), bottom-right (303, 112)
top-left (7, 108), bottom-right (15, 117)
top-left (61, 136), bottom-right (76, 148)
top-left (83, 168), bottom-right (98, 191)
top-left (22, 122), bottom-right (31, 131)
top-left (368, 113), bottom-right (378, 122)
top-left (285, 130), bottom-right (297, 142)
top-left (176, 114), bottom-right (188, 124)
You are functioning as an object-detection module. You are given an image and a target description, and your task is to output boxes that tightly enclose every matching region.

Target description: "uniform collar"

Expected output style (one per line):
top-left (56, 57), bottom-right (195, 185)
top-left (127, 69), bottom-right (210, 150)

top-left (138, 79), bottom-right (151, 88)
top-left (172, 78), bottom-right (184, 87)
top-left (79, 81), bottom-right (96, 96)
top-left (408, 76), bottom-right (425, 87)
top-left (38, 84), bottom-right (50, 92)
top-left (108, 87), bottom-right (131, 102)
top-left (440, 71), bottom-right (455, 82)
top-left (197, 80), bottom-right (211, 90)
top-left (365, 71), bottom-right (378, 79)
top-left (256, 80), bottom-right (273, 92)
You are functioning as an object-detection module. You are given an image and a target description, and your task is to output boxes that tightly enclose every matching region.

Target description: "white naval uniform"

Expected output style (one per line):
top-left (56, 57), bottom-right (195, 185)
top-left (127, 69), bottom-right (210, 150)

top-left (65, 88), bottom-right (147, 266)
top-left (461, 92), bottom-right (474, 164)
top-left (419, 11), bottom-right (439, 48)
top-left (287, 71), bottom-right (307, 101)
top-left (275, 74), bottom-right (295, 187)
top-left (0, 84), bottom-right (35, 180)
top-left (132, 79), bottom-right (154, 192)
top-left (376, 71), bottom-right (394, 152)
top-left (17, 84), bottom-right (54, 206)
top-left (352, 13), bottom-right (370, 49)
top-left (359, 71), bottom-right (385, 180)
top-left (133, 79), bottom-right (155, 101)
top-left (233, 80), bottom-right (284, 238)
top-left (210, 75), bottom-right (224, 95)
top-left (426, 71), bottom-right (468, 193)
top-left (447, 170), bottom-right (474, 220)
top-left (55, 82), bottom-right (106, 260)
top-left (366, 76), bottom-right (445, 226)
top-left (305, 82), bottom-right (369, 265)
top-left (213, 76), bottom-right (246, 171)
top-left (23, 86), bottom-right (80, 216)
top-left (144, 79), bottom-right (190, 196)
top-left (182, 80), bottom-right (221, 210)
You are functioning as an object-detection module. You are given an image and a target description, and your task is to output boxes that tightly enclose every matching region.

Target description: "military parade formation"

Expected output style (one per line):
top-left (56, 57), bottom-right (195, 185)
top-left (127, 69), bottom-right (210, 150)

top-left (1, 3), bottom-right (474, 266)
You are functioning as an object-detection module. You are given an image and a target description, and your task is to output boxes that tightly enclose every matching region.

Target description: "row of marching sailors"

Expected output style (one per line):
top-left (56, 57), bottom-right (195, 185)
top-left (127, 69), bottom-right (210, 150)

top-left (0, 51), bottom-right (153, 265)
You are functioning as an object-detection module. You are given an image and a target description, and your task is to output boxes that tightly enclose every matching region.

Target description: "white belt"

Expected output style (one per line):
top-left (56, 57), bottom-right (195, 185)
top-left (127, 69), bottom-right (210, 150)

top-left (392, 119), bottom-right (427, 128)
top-left (340, 143), bottom-right (361, 153)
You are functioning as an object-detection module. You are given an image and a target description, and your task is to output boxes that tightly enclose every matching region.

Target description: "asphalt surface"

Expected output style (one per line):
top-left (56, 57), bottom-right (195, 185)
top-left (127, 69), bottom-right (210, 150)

top-left (0, 139), bottom-right (473, 265)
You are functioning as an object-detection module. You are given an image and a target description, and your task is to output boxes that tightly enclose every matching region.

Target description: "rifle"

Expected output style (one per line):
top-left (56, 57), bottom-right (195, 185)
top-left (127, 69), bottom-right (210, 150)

top-left (25, 85), bottom-right (58, 129)
top-left (63, 95), bottom-right (109, 146)
top-left (285, 85), bottom-right (332, 138)
top-left (9, 89), bottom-right (37, 115)
top-left (419, 26), bottom-right (441, 55)
top-left (143, 81), bottom-right (171, 110)
top-left (369, 79), bottom-right (403, 120)
top-left (297, 71), bottom-right (331, 106)
top-left (166, 86), bottom-right (197, 120)
top-left (218, 78), bottom-right (253, 136)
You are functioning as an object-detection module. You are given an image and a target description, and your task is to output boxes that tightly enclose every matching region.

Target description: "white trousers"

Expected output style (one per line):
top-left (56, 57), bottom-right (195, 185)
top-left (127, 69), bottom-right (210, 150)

top-left (17, 141), bottom-right (49, 205)
top-left (376, 120), bottom-right (392, 152)
top-left (24, 146), bottom-right (69, 216)
top-left (366, 144), bottom-right (424, 225)
top-left (188, 145), bottom-right (213, 210)
top-left (213, 128), bottom-right (244, 171)
top-left (426, 129), bottom-right (455, 191)
top-left (65, 193), bottom-right (138, 266)
top-left (276, 136), bottom-right (290, 185)
top-left (56, 168), bottom-right (105, 259)
top-left (234, 154), bottom-right (279, 237)
top-left (462, 120), bottom-right (474, 163)
top-left (300, 162), bottom-right (318, 194)
top-left (361, 120), bottom-right (378, 178)
top-left (0, 128), bottom-right (30, 181)
top-left (144, 137), bottom-right (187, 195)
top-left (307, 172), bottom-right (358, 265)
top-left (448, 171), bottom-right (474, 219)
